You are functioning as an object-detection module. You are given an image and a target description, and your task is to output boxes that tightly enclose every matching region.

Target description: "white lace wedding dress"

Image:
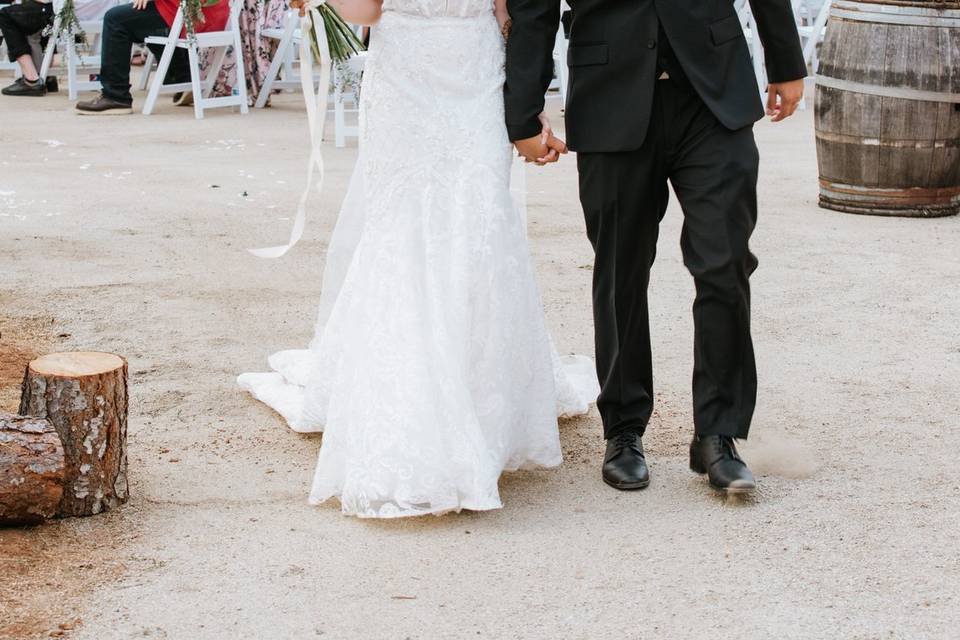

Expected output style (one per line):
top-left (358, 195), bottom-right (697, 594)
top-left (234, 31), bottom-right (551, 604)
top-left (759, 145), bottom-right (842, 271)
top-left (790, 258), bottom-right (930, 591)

top-left (238, 0), bottom-right (599, 518)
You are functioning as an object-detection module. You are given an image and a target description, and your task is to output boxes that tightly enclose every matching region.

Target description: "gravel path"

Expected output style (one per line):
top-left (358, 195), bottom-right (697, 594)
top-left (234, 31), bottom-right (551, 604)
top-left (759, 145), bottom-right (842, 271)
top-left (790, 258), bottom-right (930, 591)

top-left (1, 91), bottom-right (957, 639)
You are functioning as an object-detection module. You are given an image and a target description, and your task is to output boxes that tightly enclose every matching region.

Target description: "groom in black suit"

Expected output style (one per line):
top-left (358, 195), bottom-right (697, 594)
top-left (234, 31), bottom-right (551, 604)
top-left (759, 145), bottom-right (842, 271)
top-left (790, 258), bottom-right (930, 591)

top-left (504, 0), bottom-right (806, 493)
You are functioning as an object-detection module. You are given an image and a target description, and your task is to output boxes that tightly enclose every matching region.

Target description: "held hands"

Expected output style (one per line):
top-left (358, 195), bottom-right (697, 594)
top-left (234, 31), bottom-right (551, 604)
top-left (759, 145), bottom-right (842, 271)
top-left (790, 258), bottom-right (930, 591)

top-left (514, 113), bottom-right (568, 166)
top-left (132, 0), bottom-right (149, 9)
top-left (766, 79), bottom-right (805, 122)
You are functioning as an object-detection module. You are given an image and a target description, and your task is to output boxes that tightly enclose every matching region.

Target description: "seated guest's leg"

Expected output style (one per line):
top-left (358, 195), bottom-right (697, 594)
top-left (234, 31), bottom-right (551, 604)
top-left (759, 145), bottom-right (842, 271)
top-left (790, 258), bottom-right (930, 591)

top-left (78, 2), bottom-right (172, 113)
top-left (0, 0), bottom-right (54, 97)
top-left (145, 43), bottom-right (190, 84)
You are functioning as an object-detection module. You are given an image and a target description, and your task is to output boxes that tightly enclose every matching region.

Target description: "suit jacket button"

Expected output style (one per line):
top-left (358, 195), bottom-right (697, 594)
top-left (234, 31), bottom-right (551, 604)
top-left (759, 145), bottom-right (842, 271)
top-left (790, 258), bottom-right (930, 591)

top-left (647, 40), bottom-right (657, 49)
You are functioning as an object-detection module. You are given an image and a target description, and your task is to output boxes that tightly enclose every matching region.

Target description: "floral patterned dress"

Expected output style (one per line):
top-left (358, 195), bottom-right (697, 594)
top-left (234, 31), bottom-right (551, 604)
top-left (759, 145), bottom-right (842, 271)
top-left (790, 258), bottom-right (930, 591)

top-left (201, 0), bottom-right (289, 105)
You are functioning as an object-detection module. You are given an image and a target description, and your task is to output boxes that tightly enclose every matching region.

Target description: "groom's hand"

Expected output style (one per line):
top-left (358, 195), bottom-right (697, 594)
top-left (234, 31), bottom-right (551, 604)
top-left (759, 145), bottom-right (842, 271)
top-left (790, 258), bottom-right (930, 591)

top-left (514, 117), bottom-right (569, 166)
top-left (515, 135), bottom-right (567, 166)
top-left (766, 78), bottom-right (805, 122)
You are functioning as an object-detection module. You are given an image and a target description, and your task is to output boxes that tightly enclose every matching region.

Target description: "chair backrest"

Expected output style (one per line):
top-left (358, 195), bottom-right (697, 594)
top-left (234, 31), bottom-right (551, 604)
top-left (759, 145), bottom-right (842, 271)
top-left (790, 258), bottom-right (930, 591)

top-left (228, 0), bottom-right (245, 31)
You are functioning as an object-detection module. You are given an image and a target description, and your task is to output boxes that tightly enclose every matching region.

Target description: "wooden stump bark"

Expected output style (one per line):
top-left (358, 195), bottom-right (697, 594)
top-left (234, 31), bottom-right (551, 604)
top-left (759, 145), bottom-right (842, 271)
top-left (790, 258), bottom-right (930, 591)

top-left (0, 414), bottom-right (65, 525)
top-left (19, 352), bottom-right (129, 517)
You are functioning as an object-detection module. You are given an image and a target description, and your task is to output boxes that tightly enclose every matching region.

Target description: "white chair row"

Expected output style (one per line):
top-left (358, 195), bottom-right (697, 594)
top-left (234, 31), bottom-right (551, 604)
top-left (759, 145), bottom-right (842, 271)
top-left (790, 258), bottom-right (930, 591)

top-left (2, 1), bottom-right (359, 143)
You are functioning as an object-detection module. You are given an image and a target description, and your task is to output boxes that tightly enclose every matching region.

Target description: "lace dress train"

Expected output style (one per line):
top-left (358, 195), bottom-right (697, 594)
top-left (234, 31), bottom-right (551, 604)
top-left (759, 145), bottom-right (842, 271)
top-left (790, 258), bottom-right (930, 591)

top-left (239, 0), bottom-right (598, 518)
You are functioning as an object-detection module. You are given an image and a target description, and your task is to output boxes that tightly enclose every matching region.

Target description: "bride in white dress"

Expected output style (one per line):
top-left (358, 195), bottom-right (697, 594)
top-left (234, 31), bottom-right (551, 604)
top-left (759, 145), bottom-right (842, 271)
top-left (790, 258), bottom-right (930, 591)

top-left (239, 0), bottom-right (598, 517)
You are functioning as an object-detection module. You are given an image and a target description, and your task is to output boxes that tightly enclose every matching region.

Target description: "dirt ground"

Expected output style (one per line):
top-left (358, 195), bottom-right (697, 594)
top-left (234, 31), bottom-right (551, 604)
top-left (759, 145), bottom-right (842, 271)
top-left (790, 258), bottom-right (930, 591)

top-left (1, 83), bottom-right (958, 640)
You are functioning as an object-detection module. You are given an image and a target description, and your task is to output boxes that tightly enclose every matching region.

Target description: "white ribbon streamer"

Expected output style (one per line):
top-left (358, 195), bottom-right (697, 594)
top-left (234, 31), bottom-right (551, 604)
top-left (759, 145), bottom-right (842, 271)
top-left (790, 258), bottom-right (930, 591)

top-left (250, 3), bottom-right (332, 258)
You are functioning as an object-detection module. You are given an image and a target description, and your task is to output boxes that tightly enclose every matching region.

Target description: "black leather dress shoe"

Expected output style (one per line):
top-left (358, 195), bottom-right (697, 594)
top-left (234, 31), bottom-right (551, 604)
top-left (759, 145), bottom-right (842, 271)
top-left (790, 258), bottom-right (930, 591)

top-left (602, 432), bottom-right (650, 490)
top-left (689, 435), bottom-right (756, 494)
top-left (2, 78), bottom-right (46, 97)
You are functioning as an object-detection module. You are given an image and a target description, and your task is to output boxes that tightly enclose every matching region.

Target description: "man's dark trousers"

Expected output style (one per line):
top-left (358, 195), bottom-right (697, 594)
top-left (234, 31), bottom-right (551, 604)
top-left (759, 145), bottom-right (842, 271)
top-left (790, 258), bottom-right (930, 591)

top-left (0, 0), bottom-right (53, 62)
top-left (577, 73), bottom-right (759, 442)
top-left (99, 3), bottom-right (188, 105)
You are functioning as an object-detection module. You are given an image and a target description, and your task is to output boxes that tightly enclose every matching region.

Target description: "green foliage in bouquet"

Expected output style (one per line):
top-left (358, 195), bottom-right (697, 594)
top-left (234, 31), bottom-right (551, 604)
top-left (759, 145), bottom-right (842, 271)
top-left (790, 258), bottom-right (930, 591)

top-left (50, 0), bottom-right (85, 43)
top-left (308, 3), bottom-right (366, 63)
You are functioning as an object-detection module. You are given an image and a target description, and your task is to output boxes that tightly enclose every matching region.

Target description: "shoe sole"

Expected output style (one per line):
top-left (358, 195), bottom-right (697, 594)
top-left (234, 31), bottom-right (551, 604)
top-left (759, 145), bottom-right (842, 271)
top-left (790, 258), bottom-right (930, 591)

top-left (76, 108), bottom-right (133, 115)
top-left (602, 476), bottom-right (650, 491)
top-left (720, 484), bottom-right (756, 495)
top-left (689, 463), bottom-right (756, 494)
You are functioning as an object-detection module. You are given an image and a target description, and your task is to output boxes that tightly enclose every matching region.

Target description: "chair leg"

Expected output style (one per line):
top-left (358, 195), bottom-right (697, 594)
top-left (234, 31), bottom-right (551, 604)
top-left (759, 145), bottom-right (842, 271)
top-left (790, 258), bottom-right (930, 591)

top-left (334, 81), bottom-right (345, 148)
top-left (750, 20), bottom-right (766, 94)
top-left (39, 18), bottom-right (59, 81)
top-left (67, 41), bottom-right (78, 101)
top-left (255, 47), bottom-right (284, 108)
top-left (187, 44), bottom-right (205, 119)
top-left (256, 18), bottom-right (296, 108)
top-left (233, 33), bottom-right (249, 113)
top-left (143, 43), bottom-right (176, 115)
top-left (137, 49), bottom-right (154, 92)
top-left (204, 47), bottom-right (227, 98)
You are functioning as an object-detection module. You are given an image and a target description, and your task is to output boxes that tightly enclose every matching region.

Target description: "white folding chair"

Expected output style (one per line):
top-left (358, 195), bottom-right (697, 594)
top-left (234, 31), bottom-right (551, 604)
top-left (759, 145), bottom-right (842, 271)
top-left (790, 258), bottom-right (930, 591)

top-left (38, 0), bottom-right (125, 99)
top-left (141, 0), bottom-right (248, 118)
top-left (44, 20), bottom-right (106, 99)
top-left (796, 0), bottom-right (832, 72)
top-left (255, 9), bottom-right (304, 104)
top-left (256, 12), bottom-right (365, 147)
top-left (332, 51), bottom-right (365, 147)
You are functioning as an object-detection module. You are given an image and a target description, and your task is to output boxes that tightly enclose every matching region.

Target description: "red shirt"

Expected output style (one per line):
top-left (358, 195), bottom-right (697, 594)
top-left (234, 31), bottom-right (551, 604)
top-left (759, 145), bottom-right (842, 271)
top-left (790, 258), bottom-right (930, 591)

top-left (155, 0), bottom-right (230, 34)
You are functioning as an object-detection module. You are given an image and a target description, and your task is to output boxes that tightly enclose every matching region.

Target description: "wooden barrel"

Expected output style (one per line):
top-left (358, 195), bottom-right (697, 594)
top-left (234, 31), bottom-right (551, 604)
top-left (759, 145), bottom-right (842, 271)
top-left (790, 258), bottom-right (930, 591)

top-left (815, 0), bottom-right (960, 217)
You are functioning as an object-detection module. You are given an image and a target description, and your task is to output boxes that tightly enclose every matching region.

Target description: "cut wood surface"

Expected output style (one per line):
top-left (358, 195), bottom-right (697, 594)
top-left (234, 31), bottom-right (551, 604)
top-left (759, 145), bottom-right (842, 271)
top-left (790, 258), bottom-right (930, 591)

top-left (0, 413), bottom-right (65, 525)
top-left (19, 352), bottom-right (129, 517)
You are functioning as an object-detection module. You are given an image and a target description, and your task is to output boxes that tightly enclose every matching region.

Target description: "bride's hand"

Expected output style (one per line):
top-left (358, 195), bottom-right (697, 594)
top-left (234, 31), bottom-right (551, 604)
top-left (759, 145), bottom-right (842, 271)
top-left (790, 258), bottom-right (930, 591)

top-left (494, 0), bottom-right (511, 38)
top-left (326, 0), bottom-right (382, 25)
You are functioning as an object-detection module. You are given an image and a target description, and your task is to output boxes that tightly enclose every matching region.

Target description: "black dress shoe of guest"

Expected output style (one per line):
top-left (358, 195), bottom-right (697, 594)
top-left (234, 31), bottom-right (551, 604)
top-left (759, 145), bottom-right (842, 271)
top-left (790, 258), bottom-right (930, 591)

top-left (689, 435), bottom-right (756, 494)
top-left (602, 431), bottom-right (650, 490)
top-left (46, 76), bottom-right (59, 93)
top-left (2, 78), bottom-right (46, 97)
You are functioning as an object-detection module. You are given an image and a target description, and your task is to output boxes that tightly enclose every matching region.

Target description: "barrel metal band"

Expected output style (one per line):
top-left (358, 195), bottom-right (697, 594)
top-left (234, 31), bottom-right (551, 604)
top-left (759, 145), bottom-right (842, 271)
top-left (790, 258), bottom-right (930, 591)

top-left (832, 7), bottom-right (960, 25)
top-left (832, 1), bottom-right (960, 26)
top-left (816, 74), bottom-right (960, 104)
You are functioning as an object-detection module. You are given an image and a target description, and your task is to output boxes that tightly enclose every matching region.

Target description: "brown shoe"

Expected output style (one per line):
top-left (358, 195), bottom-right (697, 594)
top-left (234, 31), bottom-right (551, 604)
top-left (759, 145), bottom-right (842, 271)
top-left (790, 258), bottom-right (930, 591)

top-left (76, 93), bottom-right (133, 115)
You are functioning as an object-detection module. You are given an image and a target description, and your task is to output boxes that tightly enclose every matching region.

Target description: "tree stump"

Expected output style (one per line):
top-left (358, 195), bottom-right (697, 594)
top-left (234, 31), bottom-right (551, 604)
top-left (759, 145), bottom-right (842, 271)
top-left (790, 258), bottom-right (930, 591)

top-left (0, 414), bottom-right (65, 525)
top-left (19, 352), bottom-right (129, 517)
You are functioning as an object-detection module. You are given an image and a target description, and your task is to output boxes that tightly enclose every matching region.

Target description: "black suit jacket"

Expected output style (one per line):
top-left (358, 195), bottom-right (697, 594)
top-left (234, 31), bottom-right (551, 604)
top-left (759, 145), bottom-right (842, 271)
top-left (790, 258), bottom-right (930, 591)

top-left (504, 0), bottom-right (807, 152)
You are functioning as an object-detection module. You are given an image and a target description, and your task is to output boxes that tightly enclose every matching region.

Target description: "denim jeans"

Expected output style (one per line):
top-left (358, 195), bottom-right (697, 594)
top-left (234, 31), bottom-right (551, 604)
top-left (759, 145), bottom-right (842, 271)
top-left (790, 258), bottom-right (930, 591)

top-left (99, 2), bottom-right (188, 105)
top-left (0, 0), bottom-right (53, 61)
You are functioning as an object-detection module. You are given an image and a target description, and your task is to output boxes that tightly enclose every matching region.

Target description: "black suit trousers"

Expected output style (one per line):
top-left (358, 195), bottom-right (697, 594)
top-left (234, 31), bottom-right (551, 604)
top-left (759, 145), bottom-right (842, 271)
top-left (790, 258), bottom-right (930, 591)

top-left (577, 77), bottom-right (759, 441)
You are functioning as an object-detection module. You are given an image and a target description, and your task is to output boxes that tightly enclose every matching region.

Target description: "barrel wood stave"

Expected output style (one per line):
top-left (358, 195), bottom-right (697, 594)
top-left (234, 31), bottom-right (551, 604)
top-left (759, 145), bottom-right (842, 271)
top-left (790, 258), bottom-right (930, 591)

top-left (815, 0), bottom-right (960, 216)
